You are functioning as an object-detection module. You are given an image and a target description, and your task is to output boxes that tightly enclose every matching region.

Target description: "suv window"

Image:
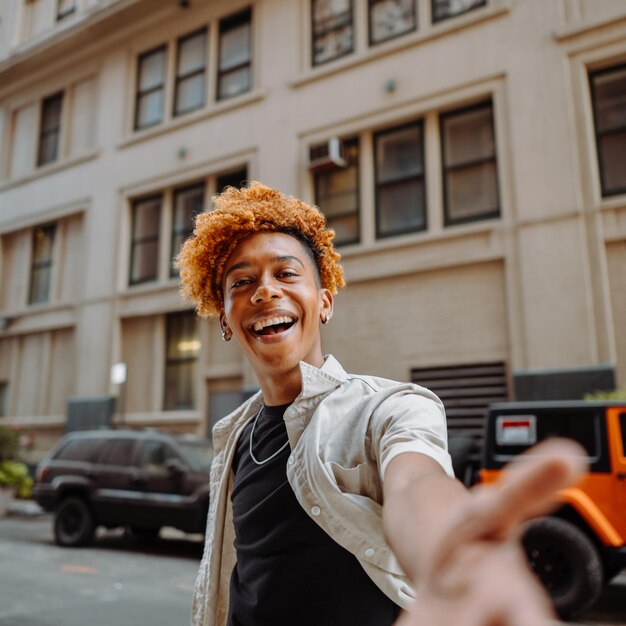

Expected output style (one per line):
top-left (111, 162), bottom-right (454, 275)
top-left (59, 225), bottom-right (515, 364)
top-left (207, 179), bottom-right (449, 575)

top-left (97, 439), bottom-right (137, 466)
top-left (54, 438), bottom-right (105, 462)
top-left (138, 440), bottom-right (182, 472)
top-left (620, 413), bottom-right (626, 458)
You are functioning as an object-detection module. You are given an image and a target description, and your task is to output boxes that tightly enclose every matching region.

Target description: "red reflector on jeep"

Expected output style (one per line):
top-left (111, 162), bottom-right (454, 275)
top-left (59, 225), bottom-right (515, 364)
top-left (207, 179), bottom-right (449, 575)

top-left (496, 415), bottom-right (537, 446)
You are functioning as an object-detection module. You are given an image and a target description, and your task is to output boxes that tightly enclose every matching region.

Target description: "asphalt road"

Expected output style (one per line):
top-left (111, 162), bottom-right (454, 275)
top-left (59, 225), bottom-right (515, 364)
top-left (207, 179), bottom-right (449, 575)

top-left (0, 506), bottom-right (625, 626)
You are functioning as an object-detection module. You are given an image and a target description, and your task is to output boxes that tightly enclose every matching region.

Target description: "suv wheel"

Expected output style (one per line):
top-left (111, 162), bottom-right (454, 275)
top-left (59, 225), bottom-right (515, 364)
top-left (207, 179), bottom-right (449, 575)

top-left (54, 497), bottom-right (96, 547)
top-left (522, 516), bottom-right (603, 619)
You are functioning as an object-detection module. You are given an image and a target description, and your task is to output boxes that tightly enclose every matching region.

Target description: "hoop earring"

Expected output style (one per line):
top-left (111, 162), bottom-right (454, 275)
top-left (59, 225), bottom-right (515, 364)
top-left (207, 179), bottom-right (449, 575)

top-left (222, 328), bottom-right (233, 341)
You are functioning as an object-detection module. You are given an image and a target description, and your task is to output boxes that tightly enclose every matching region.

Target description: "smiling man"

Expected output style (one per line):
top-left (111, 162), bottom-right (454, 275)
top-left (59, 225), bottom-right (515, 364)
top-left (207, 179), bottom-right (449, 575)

top-left (178, 181), bottom-right (584, 626)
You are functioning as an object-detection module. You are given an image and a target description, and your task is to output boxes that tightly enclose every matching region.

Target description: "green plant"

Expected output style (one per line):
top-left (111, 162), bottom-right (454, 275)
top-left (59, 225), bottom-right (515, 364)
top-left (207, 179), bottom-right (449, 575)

top-left (584, 389), bottom-right (626, 401)
top-left (0, 425), bottom-right (33, 498)
top-left (0, 460), bottom-right (33, 498)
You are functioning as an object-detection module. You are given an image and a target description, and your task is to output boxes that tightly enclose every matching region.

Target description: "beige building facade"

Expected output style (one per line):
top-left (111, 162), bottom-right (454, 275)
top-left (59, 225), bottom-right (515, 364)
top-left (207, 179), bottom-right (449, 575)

top-left (0, 0), bottom-right (625, 458)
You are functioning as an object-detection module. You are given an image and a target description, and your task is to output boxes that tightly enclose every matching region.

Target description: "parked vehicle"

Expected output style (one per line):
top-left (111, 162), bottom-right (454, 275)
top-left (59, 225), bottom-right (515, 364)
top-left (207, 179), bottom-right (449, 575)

top-left (33, 429), bottom-right (212, 547)
top-left (480, 401), bottom-right (626, 619)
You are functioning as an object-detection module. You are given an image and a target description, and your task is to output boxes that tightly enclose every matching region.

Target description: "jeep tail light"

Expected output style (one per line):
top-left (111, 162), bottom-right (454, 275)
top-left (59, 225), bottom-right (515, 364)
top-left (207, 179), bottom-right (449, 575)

top-left (496, 415), bottom-right (537, 446)
top-left (35, 463), bottom-right (50, 483)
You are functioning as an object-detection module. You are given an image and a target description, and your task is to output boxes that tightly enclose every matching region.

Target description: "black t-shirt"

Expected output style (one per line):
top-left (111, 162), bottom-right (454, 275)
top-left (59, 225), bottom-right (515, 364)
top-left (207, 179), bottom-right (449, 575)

top-left (227, 403), bottom-right (400, 626)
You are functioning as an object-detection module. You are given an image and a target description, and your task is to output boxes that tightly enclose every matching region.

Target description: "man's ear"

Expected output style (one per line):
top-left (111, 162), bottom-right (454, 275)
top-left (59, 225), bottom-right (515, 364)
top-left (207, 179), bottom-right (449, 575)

top-left (319, 289), bottom-right (334, 323)
top-left (219, 310), bottom-right (233, 341)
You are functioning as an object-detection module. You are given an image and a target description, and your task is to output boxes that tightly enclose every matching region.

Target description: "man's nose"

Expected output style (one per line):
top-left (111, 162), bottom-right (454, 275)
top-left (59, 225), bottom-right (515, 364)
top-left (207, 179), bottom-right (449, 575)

top-left (252, 277), bottom-right (281, 303)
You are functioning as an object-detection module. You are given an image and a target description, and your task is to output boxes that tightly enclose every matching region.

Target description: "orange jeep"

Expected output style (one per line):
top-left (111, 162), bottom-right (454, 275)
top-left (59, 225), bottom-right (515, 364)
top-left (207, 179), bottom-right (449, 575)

top-left (479, 401), bottom-right (626, 619)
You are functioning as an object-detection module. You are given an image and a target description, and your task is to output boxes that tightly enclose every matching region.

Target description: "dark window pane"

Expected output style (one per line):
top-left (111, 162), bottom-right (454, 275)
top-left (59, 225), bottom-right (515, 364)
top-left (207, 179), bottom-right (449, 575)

top-left (315, 138), bottom-right (359, 245)
top-left (443, 105), bottom-right (495, 167)
top-left (175, 30), bottom-right (207, 116)
top-left (38, 93), bottom-right (63, 166)
top-left (218, 9), bottom-right (252, 101)
top-left (130, 196), bottom-right (161, 284)
top-left (175, 74), bottom-right (205, 115)
top-left (369, 0), bottom-right (417, 45)
top-left (375, 122), bottom-right (426, 238)
top-left (446, 161), bottom-right (499, 222)
top-left (312, 0), bottom-right (354, 65)
top-left (591, 65), bottom-right (626, 196)
top-left (138, 441), bottom-right (180, 470)
top-left (442, 102), bottom-right (499, 225)
top-left (378, 178), bottom-right (425, 236)
top-left (218, 68), bottom-right (251, 100)
top-left (592, 66), bottom-right (626, 133)
top-left (376, 124), bottom-right (423, 182)
top-left (620, 413), bottom-right (626, 458)
top-left (217, 168), bottom-right (248, 193)
top-left (135, 47), bottom-right (165, 129)
top-left (57, 0), bottom-right (76, 19)
top-left (432, 0), bottom-right (487, 22)
top-left (29, 225), bottom-right (55, 304)
top-left (598, 131), bottom-right (626, 194)
top-left (164, 312), bottom-right (199, 411)
top-left (171, 184), bottom-right (205, 277)
top-left (136, 91), bottom-right (164, 129)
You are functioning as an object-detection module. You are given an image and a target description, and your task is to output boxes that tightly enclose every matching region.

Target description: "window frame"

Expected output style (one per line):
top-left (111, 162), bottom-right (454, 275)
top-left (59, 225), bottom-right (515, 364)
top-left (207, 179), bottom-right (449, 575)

top-left (173, 28), bottom-right (208, 118)
top-left (311, 0), bottom-right (355, 67)
top-left (163, 311), bottom-right (199, 411)
top-left (129, 194), bottom-right (163, 286)
top-left (313, 137), bottom-right (361, 246)
top-left (37, 92), bottom-right (64, 167)
top-left (367, 0), bottom-right (417, 47)
top-left (56, 0), bottom-right (76, 21)
top-left (217, 7), bottom-right (253, 102)
top-left (28, 223), bottom-right (56, 305)
top-left (170, 183), bottom-right (205, 278)
top-left (373, 119), bottom-right (427, 239)
top-left (431, 0), bottom-right (488, 24)
top-left (589, 63), bottom-right (626, 198)
top-left (440, 99), bottom-right (500, 227)
top-left (134, 44), bottom-right (167, 131)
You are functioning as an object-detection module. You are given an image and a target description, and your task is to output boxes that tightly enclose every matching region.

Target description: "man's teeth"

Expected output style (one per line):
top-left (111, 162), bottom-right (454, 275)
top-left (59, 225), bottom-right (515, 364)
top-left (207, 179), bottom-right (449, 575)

top-left (253, 316), bottom-right (294, 332)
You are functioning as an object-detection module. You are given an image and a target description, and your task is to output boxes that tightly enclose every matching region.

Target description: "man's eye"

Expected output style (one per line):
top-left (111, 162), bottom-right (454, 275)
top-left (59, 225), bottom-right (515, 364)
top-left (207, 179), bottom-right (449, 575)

top-left (278, 271), bottom-right (298, 278)
top-left (231, 278), bottom-right (252, 289)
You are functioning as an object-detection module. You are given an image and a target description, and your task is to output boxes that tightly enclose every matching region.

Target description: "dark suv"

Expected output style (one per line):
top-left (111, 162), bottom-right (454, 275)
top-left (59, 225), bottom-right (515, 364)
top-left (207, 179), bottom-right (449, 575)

top-left (33, 429), bottom-right (212, 547)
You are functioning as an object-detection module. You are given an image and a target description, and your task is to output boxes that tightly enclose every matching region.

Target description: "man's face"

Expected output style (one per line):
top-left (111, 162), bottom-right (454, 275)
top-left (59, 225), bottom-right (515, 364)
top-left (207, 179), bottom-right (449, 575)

top-left (220, 232), bottom-right (333, 375)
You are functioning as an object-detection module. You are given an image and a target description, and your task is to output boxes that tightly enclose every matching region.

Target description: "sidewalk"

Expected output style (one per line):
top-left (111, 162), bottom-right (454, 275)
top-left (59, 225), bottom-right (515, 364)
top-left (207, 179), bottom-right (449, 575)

top-left (6, 499), bottom-right (45, 517)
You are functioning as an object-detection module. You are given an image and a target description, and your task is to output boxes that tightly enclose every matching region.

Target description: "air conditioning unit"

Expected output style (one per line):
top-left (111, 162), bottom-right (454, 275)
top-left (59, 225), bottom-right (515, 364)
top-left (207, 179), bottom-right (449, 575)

top-left (308, 137), bottom-right (347, 173)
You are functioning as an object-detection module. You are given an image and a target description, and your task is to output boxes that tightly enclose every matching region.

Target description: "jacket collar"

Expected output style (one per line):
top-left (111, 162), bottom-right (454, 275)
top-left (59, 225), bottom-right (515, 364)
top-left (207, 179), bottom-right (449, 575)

top-left (296, 354), bottom-right (347, 401)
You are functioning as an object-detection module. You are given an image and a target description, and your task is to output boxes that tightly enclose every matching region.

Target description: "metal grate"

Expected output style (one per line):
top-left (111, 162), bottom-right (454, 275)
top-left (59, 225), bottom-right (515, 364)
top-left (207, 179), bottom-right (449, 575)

top-left (411, 362), bottom-right (509, 441)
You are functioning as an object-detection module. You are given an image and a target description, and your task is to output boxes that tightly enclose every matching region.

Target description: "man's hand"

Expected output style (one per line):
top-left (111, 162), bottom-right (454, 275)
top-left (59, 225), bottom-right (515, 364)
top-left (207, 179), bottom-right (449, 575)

top-left (383, 439), bottom-right (587, 626)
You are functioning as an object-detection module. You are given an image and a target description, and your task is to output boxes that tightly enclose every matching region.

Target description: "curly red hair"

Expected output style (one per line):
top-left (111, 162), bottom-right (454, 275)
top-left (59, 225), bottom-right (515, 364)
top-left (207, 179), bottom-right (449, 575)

top-left (176, 181), bottom-right (345, 317)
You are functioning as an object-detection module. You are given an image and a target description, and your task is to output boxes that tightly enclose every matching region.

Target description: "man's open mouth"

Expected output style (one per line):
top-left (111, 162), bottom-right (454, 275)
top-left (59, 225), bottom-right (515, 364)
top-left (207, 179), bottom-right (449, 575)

top-left (251, 316), bottom-right (297, 336)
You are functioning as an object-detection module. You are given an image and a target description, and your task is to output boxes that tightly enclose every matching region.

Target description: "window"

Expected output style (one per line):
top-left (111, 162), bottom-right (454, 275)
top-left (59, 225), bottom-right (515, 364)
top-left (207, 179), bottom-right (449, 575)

top-left (217, 8), bottom-right (252, 101)
top-left (97, 439), bottom-right (137, 466)
top-left (312, 0), bottom-right (354, 66)
top-left (620, 413), bottom-right (626, 458)
top-left (217, 168), bottom-right (248, 193)
top-left (135, 46), bottom-right (166, 130)
top-left (139, 441), bottom-right (181, 471)
top-left (164, 312), bottom-right (199, 410)
top-left (37, 92), bottom-right (63, 167)
top-left (314, 138), bottom-right (360, 245)
top-left (171, 184), bottom-right (204, 277)
top-left (432, 0), bottom-right (487, 22)
top-left (590, 64), bottom-right (626, 197)
top-left (174, 29), bottom-right (207, 116)
top-left (369, 0), bottom-right (417, 46)
top-left (29, 225), bottom-right (56, 305)
top-left (57, 0), bottom-right (76, 20)
top-left (441, 101), bottom-right (499, 225)
top-left (374, 121), bottom-right (426, 237)
top-left (130, 195), bottom-right (162, 285)
top-left (0, 382), bottom-right (7, 418)
top-left (55, 438), bottom-right (106, 463)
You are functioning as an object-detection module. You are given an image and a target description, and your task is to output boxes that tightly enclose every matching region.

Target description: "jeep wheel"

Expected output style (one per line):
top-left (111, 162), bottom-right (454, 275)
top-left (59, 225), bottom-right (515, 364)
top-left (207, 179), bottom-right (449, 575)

top-left (54, 497), bottom-right (96, 547)
top-left (522, 517), bottom-right (603, 619)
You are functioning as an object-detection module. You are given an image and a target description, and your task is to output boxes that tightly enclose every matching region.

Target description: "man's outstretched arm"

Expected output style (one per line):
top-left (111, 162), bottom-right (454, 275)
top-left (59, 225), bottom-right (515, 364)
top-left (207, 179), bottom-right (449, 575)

top-left (382, 439), bottom-right (586, 626)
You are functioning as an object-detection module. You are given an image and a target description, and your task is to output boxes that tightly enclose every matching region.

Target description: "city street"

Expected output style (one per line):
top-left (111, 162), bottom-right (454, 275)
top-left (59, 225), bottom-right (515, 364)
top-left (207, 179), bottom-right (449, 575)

top-left (0, 506), bottom-right (625, 626)
top-left (0, 507), bottom-right (202, 626)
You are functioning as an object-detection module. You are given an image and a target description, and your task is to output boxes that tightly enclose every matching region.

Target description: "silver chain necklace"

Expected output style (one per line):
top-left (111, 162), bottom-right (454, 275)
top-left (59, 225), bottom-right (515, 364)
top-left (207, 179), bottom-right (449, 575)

top-left (249, 407), bottom-right (290, 466)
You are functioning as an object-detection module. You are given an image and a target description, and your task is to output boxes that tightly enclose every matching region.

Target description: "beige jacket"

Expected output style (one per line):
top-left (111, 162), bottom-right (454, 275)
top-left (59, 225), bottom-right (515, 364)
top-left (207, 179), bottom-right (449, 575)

top-left (191, 355), bottom-right (453, 626)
